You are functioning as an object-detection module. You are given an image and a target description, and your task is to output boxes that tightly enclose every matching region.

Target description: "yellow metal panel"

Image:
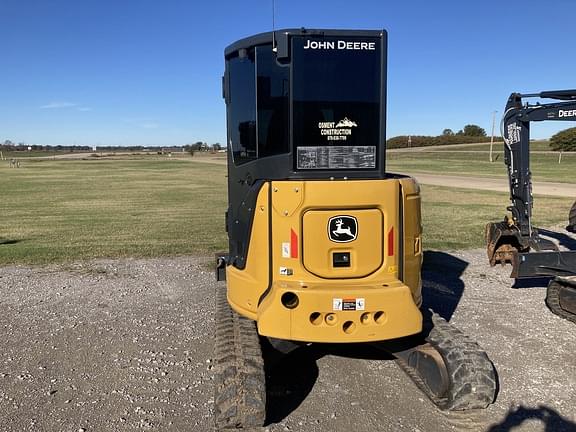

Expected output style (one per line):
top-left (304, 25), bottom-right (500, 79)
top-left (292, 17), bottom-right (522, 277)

top-left (257, 280), bottom-right (422, 342)
top-left (271, 181), bottom-right (304, 217)
top-left (227, 178), bottom-right (425, 343)
top-left (226, 182), bottom-right (270, 318)
top-left (269, 179), bottom-right (401, 285)
top-left (302, 209), bottom-right (382, 278)
top-left (400, 177), bottom-right (423, 307)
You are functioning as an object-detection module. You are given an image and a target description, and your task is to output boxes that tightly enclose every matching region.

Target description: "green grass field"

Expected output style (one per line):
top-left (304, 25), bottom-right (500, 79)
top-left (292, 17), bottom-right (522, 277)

top-left (0, 158), bottom-right (228, 264)
top-left (0, 156), bottom-right (574, 264)
top-left (421, 185), bottom-right (573, 250)
top-left (388, 147), bottom-right (576, 183)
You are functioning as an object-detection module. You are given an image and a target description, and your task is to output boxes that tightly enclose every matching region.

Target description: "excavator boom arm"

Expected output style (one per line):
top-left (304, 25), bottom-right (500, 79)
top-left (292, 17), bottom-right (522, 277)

top-left (486, 90), bottom-right (576, 324)
top-left (502, 92), bottom-right (576, 238)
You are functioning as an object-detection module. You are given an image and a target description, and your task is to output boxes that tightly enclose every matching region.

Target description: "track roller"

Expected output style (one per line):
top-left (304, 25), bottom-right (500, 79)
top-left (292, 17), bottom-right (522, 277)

top-left (546, 277), bottom-right (576, 324)
top-left (390, 314), bottom-right (497, 411)
top-left (213, 286), bottom-right (266, 430)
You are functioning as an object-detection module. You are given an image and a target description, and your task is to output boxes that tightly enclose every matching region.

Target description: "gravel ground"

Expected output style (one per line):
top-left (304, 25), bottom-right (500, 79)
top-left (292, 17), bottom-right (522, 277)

top-left (1, 236), bottom-right (576, 431)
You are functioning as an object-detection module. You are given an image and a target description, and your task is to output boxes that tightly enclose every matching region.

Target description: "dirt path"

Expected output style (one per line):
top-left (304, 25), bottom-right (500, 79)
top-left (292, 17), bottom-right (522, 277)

top-left (184, 157), bottom-right (576, 198)
top-left (1, 248), bottom-right (575, 431)
top-left (403, 172), bottom-right (576, 198)
top-left (389, 141), bottom-right (505, 152)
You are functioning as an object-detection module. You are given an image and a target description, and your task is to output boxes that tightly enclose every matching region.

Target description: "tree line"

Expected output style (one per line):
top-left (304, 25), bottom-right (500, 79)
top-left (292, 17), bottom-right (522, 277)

top-left (550, 128), bottom-right (576, 151)
top-left (387, 124), bottom-right (499, 149)
top-left (4, 127), bottom-right (576, 152)
top-left (387, 124), bottom-right (576, 151)
top-left (0, 140), bottom-right (224, 153)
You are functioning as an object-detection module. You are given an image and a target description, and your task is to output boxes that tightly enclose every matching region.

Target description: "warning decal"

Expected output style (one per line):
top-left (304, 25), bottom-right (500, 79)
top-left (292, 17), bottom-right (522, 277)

top-left (297, 146), bottom-right (376, 170)
top-left (333, 298), bottom-right (365, 311)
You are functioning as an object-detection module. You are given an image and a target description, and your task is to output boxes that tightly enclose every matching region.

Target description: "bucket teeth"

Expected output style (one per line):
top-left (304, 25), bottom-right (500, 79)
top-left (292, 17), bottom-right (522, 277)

top-left (485, 222), bottom-right (520, 266)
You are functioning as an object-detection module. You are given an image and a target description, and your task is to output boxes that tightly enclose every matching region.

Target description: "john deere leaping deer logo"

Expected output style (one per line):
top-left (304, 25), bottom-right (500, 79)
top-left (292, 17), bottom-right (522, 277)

top-left (328, 216), bottom-right (358, 243)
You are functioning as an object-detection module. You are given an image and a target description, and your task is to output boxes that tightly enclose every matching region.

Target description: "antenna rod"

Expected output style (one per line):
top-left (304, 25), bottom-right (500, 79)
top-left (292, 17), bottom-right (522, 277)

top-left (272, 0), bottom-right (277, 51)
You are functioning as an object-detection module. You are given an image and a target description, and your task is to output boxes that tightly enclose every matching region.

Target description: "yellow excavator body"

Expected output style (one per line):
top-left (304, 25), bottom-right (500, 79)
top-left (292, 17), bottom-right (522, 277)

top-left (226, 177), bottom-right (423, 342)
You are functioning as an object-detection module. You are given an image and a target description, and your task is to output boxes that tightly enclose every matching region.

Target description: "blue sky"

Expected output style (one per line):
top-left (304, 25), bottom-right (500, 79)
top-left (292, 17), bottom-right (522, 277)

top-left (1, 0), bottom-right (575, 146)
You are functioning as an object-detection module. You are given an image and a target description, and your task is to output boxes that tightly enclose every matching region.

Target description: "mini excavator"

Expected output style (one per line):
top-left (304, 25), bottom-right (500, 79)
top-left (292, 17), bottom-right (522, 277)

top-left (486, 90), bottom-right (576, 324)
top-left (214, 28), bottom-right (497, 430)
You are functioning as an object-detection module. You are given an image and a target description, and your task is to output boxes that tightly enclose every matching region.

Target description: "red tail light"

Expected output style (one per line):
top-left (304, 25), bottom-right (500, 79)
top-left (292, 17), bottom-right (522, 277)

top-left (291, 229), bottom-right (298, 258)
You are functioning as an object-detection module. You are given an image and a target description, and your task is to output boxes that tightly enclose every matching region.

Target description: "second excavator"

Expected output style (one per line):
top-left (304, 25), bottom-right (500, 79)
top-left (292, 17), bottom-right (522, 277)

top-left (486, 90), bottom-right (576, 324)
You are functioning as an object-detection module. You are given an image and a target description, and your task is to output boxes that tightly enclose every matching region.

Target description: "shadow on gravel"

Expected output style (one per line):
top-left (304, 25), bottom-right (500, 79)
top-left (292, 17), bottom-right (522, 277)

top-left (421, 250), bottom-right (468, 321)
top-left (263, 343), bottom-right (320, 425)
top-left (263, 342), bottom-right (394, 425)
top-left (262, 250), bottom-right (472, 425)
top-left (488, 404), bottom-right (576, 432)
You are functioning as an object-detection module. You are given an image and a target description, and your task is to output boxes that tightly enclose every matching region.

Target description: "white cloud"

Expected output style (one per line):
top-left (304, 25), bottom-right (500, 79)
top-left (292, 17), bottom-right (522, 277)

top-left (40, 101), bottom-right (77, 109)
top-left (77, 107), bottom-right (92, 112)
top-left (122, 118), bottom-right (160, 129)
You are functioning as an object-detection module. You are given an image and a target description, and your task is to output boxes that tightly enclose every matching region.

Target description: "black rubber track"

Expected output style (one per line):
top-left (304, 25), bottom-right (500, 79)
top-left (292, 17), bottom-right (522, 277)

top-left (213, 285), bottom-right (266, 430)
top-left (546, 280), bottom-right (576, 324)
top-left (397, 314), bottom-right (497, 411)
top-left (568, 201), bottom-right (576, 232)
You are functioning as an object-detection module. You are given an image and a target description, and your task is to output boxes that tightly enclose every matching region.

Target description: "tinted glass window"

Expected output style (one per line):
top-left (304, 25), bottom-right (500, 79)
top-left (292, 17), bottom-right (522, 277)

top-left (292, 36), bottom-right (381, 170)
top-left (256, 45), bottom-right (290, 157)
top-left (228, 51), bottom-right (257, 165)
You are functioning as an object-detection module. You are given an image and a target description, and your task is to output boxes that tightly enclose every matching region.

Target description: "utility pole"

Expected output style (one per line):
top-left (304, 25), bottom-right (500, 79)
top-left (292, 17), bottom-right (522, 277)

top-left (489, 110), bottom-right (497, 162)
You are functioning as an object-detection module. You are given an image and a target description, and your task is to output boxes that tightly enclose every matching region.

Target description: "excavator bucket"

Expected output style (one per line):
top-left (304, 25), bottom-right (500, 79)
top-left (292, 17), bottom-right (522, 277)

top-left (485, 221), bottom-right (524, 266)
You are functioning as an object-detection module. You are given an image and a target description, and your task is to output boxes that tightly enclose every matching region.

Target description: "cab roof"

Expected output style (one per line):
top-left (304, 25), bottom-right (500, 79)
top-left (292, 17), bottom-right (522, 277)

top-left (224, 28), bottom-right (385, 58)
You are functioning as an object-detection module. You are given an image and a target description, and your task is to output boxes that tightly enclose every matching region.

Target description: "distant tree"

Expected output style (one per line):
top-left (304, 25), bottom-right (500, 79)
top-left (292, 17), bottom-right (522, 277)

top-left (550, 127), bottom-right (576, 152)
top-left (462, 124), bottom-right (487, 137)
top-left (183, 144), bottom-right (195, 156)
top-left (212, 143), bottom-right (222, 151)
top-left (442, 128), bottom-right (454, 136)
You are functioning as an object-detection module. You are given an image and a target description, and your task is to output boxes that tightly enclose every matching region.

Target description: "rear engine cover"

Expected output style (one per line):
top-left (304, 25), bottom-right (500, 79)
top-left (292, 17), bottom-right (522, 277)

top-left (302, 209), bottom-right (383, 278)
